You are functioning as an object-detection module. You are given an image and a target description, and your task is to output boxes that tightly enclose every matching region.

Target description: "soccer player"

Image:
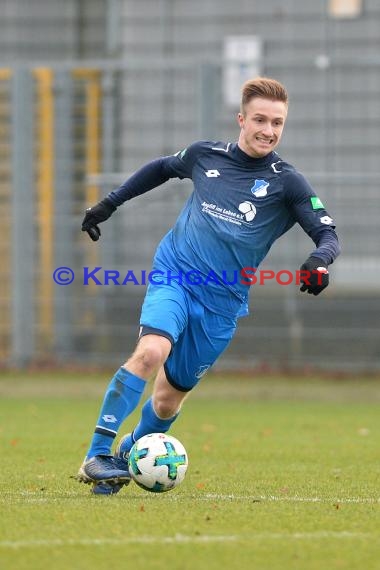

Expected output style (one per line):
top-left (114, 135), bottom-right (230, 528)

top-left (77, 77), bottom-right (340, 494)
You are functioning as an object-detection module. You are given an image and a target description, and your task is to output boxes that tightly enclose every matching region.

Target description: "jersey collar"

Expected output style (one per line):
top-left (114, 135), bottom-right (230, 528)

top-left (233, 143), bottom-right (277, 167)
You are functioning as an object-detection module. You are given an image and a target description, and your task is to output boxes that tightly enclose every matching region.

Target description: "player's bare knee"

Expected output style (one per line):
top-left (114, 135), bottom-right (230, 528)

top-left (152, 386), bottom-right (186, 419)
top-left (126, 348), bottom-right (161, 376)
top-left (153, 397), bottom-right (178, 419)
top-left (125, 341), bottom-right (169, 378)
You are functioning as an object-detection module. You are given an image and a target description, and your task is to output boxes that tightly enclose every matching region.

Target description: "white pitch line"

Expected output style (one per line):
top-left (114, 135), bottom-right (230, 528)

top-left (203, 494), bottom-right (380, 504)
top-left (2, 493), bottom-right (380, 505)
top-left (0, 536), bottom-right (238, 549)
top-left (0, 532), bottom-right (375, 549)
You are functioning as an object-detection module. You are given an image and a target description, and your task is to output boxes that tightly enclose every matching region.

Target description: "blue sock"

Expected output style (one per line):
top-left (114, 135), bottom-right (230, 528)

top-left (119, 397), bottom-right (179, 453)
top-left (86, 367), bottom-right (146, 459)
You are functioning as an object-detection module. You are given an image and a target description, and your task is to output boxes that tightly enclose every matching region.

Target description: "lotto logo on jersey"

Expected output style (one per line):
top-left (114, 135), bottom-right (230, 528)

top-left (205, 169), bottom-right (220, 178)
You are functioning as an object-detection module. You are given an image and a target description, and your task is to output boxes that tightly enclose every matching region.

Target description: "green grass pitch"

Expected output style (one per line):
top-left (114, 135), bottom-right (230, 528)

top-left (1, 372), bottom-right (379, 570)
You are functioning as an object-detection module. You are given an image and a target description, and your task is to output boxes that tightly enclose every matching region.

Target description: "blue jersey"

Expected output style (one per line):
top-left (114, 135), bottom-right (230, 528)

top-left (109, 141), bottom-right (340, 318)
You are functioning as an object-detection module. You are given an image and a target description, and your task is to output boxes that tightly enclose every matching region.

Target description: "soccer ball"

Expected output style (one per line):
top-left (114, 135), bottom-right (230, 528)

top-left (128, 433), bottom-right (188, 493)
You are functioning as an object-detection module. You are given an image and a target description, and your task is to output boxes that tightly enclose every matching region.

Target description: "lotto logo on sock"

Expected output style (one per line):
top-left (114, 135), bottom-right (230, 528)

top-left (102, 414), bottom-right (117, 423)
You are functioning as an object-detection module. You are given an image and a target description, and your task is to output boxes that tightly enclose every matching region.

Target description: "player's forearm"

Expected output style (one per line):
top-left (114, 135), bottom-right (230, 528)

top-left (309, 228), bottom-right (341, 265)
top-left (107, 157), bottom-right (175, 206)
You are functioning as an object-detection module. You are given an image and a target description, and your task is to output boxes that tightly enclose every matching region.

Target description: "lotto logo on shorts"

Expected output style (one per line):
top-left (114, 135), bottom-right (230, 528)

top-left (195, 365), bottom-right (210, 379)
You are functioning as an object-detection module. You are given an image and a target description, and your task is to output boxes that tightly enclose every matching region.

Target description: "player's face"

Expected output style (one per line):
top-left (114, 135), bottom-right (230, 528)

top-left (237, 97), bottom-right (288, 158)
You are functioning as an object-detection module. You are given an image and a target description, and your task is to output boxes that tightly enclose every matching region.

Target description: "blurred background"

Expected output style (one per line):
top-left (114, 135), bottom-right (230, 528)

top-left (0, 0), bottom-right (379, 372)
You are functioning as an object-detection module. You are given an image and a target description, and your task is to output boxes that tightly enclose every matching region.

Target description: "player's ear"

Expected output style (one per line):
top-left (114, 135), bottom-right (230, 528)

top-left (237, 113), bottom-right (244, 128)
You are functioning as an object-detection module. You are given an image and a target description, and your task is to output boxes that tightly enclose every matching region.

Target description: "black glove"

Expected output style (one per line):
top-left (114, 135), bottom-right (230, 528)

top-left (81, 197), bottom-right (117, 241)
top-left (299, 256), bottom-right (329, 296)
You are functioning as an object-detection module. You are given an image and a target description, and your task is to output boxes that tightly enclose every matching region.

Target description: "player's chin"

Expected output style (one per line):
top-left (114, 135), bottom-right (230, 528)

top-left (252, 146), bottom-right (274, 158)
top-left (252, 141), bottom-right (276, 157)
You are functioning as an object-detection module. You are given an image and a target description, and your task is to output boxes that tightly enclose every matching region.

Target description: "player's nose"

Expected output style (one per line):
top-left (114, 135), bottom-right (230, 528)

top-left (261, 122), bottom-right (274, 137)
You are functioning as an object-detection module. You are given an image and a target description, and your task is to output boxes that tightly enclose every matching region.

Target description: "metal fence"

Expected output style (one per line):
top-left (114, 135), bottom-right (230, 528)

top-left (1, 52), bottom-right (379, 371)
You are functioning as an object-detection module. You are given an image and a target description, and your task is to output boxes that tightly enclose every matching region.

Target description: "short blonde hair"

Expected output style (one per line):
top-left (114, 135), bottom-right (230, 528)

top-left (241, 77), bottom-right (288, 114)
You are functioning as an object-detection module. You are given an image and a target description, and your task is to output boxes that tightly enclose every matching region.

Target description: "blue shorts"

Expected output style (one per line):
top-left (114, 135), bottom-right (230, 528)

top-left (139, 281), bottom-right (237, 391)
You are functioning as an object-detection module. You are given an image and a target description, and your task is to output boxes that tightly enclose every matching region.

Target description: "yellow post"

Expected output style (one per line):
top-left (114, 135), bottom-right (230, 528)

top-left (34, 67), bottom-right (55, 349)
top-left (73, 69), bottom-right (102, 294)
top-left (0, 68), bottom-right (11, 80)
top-left (84, 70), bottom-right (101, 208)
top-left (71, 68), bottom-right (103, 316)
top-left (73, 68), bottom-right (102, 207)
